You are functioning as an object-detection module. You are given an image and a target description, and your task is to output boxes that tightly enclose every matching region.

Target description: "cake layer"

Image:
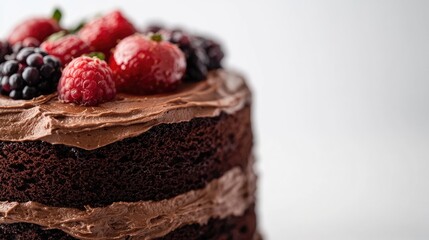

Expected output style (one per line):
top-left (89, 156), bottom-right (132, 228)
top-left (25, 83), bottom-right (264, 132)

top-left (0, 205), bottom-right (257, 240)
top-left (0, 70), bottom-right (250, 150)
top-left (0, 162), bottom-right (256, 239)
top-left (0, 105), bottom-right (252, 208)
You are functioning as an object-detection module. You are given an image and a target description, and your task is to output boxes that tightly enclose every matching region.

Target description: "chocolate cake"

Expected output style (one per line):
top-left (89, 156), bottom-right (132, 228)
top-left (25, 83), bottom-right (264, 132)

top-left (0, 9), bottom-right (260, 240)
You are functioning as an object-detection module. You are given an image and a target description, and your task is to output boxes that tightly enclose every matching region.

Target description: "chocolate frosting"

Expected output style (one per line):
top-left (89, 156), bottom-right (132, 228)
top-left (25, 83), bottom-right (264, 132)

top-left (0, 162), bottom-right (256, 240)
top-left (0, 70), bottom-right (250, 150)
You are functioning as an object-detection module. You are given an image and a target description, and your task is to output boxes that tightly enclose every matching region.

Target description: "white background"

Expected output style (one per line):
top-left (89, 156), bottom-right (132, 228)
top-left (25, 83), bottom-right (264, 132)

top-left (2, 1), bottom-right (429, 239)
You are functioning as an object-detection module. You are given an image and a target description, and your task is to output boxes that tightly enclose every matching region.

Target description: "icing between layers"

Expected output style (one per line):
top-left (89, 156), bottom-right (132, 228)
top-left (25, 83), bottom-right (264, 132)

top-left (0, 163), bottom-right (256, 240)
top-left (0, 70), bottom-right (250, 150)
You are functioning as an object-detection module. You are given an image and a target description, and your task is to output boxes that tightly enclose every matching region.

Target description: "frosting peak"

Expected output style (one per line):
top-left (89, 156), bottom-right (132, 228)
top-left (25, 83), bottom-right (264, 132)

top-left (0, 70), bottom-right (250, 150)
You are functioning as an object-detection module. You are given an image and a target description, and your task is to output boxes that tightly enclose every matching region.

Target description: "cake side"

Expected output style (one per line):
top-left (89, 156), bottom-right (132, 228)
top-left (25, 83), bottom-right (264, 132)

top-left (0, 102), bottom-right (252, 208)
top-left (0, 70), bottom-right (259, 239)
top-left (0, 70), bottom-right (250, 150)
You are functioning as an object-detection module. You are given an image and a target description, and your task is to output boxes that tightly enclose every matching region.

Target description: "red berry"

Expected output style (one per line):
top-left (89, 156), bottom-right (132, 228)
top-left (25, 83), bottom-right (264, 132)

top-left (41, 35), bottom-right (91, 66)
top-left (109, 34), bottom-right (186, 94)
top-left (8, 18), bottom-right (61, 45)
top-left (58, 57), bottom-right (116, 106)
top-left (78, 10), bottom-right (136, 58)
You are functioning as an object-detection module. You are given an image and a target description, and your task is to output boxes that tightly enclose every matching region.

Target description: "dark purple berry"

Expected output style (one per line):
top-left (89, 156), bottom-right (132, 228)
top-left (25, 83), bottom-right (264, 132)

top-left (26, 53), bottom-right (44, 67)
top-left (0, 41), bottom-right (12, 63)
top-left (51, 71), bottom-right (62, 83)
top-left (16, 47), bottom-right (35, 63)
top-left (0, 46), bottom-right (62, 100)
top-left (40, 64), bottom-right (55, 78)
top-left (9, 73), bottom-right (24, 90)
top-left (17, 64), bottom-right (26, 74)
top-left (34, 48), bottom-right (48, 56)
top-left (12, 43), bottom-right (23, 54)
top-left (43, 55), bottom-right (61, 68)
top-left (1, 76), bottom-right (11, 93)
top-left (37, 81), bottom-right (52, 94)
top-left (143, 26), bottom-right (223, 82)
top-left (168, 29), bottom-right (209, 81)
top-left (197, 38), bottom-right (224, 70)
top-left (9, 90), bottom-right (22, 100)
top-left (22, 86), bottom-right (38, 100)
top-left (22, 67), bottom-right (40, 86)
top-left (2, 60), bottom-right (19, 76)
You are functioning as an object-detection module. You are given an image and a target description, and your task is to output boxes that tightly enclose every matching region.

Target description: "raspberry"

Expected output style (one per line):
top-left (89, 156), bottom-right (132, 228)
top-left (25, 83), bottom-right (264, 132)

top-left (41, 35), bottom-right (91, 66)
top-left (58, 56), bottom-right (116, 106)
top-left (78, 10), bottom-right (136, 58)
top-left (0, 48), bottom-right (62, 100)
top-left (109, 34), bottom-right (186, 94)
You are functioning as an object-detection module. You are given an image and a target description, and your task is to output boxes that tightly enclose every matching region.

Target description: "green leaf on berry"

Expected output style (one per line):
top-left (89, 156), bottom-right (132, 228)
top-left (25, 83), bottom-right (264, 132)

top-left (46, 30), bottom-right (67, 42)
top-left (52, 8), bottom-right (62, 23)
top-left (86, 52), bottom-right (106, 61)
top-left (150, 33), bottom-right (163, 42)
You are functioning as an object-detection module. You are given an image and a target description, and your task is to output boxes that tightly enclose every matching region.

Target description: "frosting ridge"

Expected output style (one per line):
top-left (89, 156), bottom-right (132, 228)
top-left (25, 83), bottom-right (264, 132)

top-left (0, 70), bottom-right (250, 150)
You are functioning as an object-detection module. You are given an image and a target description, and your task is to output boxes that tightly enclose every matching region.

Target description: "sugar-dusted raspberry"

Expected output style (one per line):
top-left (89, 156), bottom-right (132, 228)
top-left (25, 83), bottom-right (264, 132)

top-left (58, 56), bottom-right (116, 106)
top-left (109, 34), bottom-right (186, 94)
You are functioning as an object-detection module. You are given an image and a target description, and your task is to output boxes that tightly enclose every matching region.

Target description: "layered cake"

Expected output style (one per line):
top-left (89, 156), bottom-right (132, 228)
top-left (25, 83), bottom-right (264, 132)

top-left (0, 9), bottom-right (259, 240)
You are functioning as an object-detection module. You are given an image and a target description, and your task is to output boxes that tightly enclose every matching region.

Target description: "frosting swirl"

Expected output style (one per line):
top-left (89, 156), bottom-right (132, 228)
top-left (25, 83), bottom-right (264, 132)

top-left (0, 70), bottom-right (250, 150)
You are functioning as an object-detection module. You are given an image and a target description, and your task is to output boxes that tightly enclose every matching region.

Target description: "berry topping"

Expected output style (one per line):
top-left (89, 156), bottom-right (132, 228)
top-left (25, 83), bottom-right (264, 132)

top-left (168, 29), bottom-right (209, 82)
top-left (58, 56), bottom-right (116, 106)
top-left (196, 36), bottom-right (224, 70)
top-left (143, 26), bottom-right (225, 81)
top-left (78, 10), bottom-right (136, 58)
top-left (0, 48), bottom-right (61, 100)
top-left (109, 34), bottom-right (186, 94)
top-left (0, 41), bottom-right (12, 63)
top-left (2, 60), bottom-right (19, 76)
top-left (41, 34), bottom-right (91, 66)
top-left (26, 53), bottom-right (44, 67)
top-left (7, 9), bottom-right (62, 45)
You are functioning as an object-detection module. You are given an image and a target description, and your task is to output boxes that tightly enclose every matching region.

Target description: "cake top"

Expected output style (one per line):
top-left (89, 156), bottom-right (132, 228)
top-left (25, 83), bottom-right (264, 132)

top-left (0, 9), bottom-right (224, 104)
top-left (0, 9), bottom-right (251, 149)
top-left (0, 70), bottom-right (250, 149)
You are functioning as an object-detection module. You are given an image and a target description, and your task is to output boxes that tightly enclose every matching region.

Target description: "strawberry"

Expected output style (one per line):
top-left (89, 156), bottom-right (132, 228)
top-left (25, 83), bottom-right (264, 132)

top-left (109, 34), bottom-right (186, 94)
top-left (78, 10), bottom-right (136, 58)
top-left (7, 9), bottom-right (62, 45)
top-left (41, 34), bottom-right (91, 66)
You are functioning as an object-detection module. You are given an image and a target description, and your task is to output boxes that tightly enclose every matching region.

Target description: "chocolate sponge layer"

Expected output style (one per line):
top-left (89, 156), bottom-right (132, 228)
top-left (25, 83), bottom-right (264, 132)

top-left (0, 105), bottom-right (252, 208)
top-left (0, 205), bottom-right (257, 240)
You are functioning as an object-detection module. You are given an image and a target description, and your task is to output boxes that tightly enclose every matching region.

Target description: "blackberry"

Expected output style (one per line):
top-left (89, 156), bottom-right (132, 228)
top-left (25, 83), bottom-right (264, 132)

top-left (195, 36), bottom-right (224, 70)
top-left (3, 37), bottom-right (41, 62)
top-left (144, 25), bottom-right (225, 82)
top-left (0, 47), bottom-right (61, 100)
top-left (168, 29), bottom-right (209, 82)
top-left (0, 41), bottom-right (12, 64)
